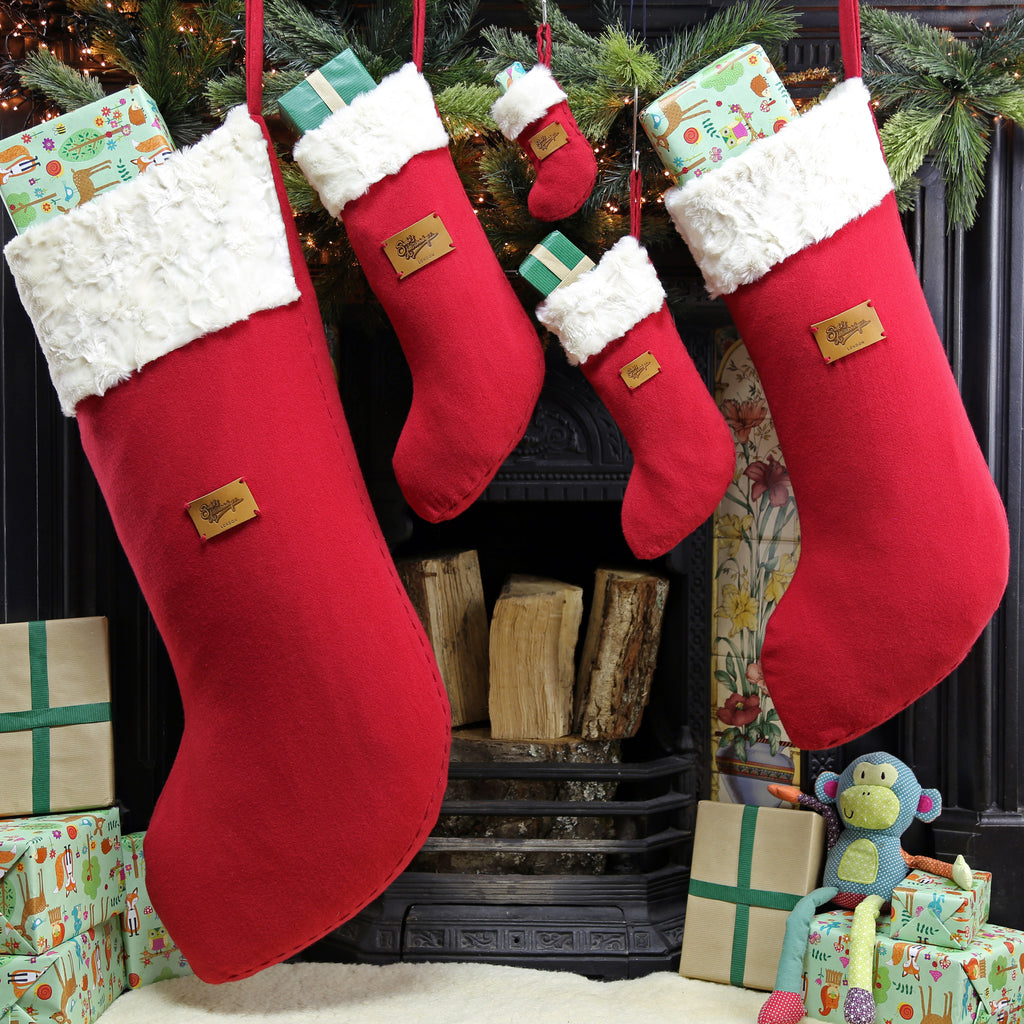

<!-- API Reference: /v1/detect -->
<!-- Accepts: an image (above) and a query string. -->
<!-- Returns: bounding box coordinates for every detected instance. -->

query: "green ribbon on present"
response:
[0,620,112,813]
[687,804,803,987]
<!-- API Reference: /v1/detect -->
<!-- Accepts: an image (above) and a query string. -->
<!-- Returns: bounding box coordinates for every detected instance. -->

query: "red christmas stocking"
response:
[664,2,1009,749]
[490,63,597,222]
[293,63,544,522]
[536,236,735,558]
[5,60,450,982]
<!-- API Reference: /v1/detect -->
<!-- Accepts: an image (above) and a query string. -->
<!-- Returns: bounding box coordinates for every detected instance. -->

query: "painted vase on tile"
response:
[715,739,795,805]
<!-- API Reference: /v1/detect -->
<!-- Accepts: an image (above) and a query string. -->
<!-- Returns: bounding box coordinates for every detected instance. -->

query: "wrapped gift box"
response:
[0,618,115,818]
[678,800,825,990]
[640,43,799,184]
[802,908,1024,1024]
[1,85,172,234]
[890,869,993,950]
[0,809,125,956]
[0,918,124,1024]
[120,832,191,989]
[519,231,595,298]
[494,61,528,93]
[278,49,377,135]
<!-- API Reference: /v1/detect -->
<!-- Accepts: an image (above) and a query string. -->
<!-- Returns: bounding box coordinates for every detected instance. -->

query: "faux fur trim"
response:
[490,65,566,140]
[536,235,665,365]
[663,78,894,298]
[4,107,299,417]
[293,63,450,217]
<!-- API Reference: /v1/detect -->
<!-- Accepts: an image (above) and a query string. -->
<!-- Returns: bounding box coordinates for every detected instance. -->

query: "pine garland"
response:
[861,6,1024,231]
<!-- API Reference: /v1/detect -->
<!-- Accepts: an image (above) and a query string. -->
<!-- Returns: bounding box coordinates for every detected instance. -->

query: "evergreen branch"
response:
[595,27,661,92]
[263,0,353,70]
[17,49,105,111]
[878,106,944,186]
[936,98,990,230]
[568,84,625,142]
[435,83,497,135]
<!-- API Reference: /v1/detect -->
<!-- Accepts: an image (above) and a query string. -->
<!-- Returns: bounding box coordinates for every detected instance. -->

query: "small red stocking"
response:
[490,63,597,222]
[536,236,735,558]
[5,7,450,983]
[664,0,1009,749]
[293,63,544,522]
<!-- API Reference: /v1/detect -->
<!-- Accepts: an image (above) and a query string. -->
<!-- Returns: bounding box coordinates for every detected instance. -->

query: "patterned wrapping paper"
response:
[120,832,191,989]
[678,800,825,990]
[640,44,799,184]
[0,809,125,957]
[0,918,124,1024]
[0,618,115,819]
[0,86,172,233]
[890,869,994,951]
[802,908,1024,1024]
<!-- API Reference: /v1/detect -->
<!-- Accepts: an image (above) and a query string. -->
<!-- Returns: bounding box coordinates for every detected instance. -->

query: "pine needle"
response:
[18,49,105,111]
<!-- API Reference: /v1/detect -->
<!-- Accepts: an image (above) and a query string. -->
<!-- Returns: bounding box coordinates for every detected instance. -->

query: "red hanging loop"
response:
[245,0,264,117]
[536,22,552,66]
[412,0,426,72]
[629,167,643,240]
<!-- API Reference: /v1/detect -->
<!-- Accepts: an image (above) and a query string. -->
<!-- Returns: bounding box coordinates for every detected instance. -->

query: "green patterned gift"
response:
[0,85,172,234]
[0,618,114,817]
[640,44,799,184]
[278,49,377,135]
[120,832,191,989]
[519,232,595,297]
[0,809,125,956]
[890,868,993,950]
[0,919,124,1024]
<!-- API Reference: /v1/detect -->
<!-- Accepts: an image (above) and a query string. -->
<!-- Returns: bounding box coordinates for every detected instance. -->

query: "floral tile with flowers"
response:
[711,333,801,805]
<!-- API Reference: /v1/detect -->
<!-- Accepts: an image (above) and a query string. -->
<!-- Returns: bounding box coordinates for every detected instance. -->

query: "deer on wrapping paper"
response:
[13,869,49,946]
[48,960,78,1024]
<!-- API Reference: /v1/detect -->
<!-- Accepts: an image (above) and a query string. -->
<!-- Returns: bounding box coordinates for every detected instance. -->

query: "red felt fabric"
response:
[75,112,451,983]
[340,145,544,523]
[517,98,598,222]
[580,302,735,559]
[724,191,1009,750]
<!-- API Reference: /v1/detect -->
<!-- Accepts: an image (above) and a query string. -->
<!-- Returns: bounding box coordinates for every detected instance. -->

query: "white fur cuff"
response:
[4,106,300,416]
[664,78,894,298]
[537,235,665,365]
[491,65,566,140]
[293,63,450,217]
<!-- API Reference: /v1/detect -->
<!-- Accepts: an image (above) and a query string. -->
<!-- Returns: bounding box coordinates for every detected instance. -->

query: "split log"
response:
[398,550,489,727]
[574,568,669,740]
[488,575,583,740]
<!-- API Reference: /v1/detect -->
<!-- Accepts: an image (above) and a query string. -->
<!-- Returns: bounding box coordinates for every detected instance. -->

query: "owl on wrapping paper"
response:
[146,926,177,958]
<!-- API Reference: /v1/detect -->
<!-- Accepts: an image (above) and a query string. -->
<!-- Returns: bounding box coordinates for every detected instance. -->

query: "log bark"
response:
[397,549,489,727]
[574,568,669,740]
[488,575,583,740]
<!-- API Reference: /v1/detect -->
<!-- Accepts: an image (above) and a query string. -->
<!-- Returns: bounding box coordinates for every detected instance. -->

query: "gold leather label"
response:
[529,122,569,160]
[382,213,454,279]
[811,300,886,363]
[186,478,258,541]
[620,351,661,389]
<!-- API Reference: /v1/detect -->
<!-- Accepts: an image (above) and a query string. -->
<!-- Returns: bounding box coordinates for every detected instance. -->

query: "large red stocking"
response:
[4,4,450,983]
[664,0,1008,749]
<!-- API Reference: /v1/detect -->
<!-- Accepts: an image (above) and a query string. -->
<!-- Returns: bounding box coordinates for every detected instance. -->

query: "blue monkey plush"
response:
[758,752,972,1024]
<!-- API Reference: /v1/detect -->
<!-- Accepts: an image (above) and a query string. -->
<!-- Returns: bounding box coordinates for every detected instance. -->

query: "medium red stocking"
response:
[490,64,598,222]
[5,105,450,981]
[293,64,544,522]
[536,236,735,558]
[665,57,1009,747]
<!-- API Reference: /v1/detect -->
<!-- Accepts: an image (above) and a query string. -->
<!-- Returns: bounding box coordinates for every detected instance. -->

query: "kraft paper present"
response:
[519,231,596,298]
[1,85,173,234]
[0,618,114,817]
[278,49,377,135]
[0,809,125,956]
[802,908,1024,1024]
[120,832,191,989]
[889,869,993,950]
[640,44,798,184]
[679,800,825,990]
[0,918,124,1024]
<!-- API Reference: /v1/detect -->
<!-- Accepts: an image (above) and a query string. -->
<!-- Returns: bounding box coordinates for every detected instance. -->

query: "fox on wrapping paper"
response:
[53,846,77,896]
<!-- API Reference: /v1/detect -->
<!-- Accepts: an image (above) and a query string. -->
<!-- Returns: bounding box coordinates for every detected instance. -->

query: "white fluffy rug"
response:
[101,961,775,1023]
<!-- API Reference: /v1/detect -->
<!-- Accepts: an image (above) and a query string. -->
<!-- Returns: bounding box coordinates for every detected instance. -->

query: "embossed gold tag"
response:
[620,351,661,389]
[529,122,569,160]
[382,213,454,279]
[811,300,886,363]
[186,478,259,541]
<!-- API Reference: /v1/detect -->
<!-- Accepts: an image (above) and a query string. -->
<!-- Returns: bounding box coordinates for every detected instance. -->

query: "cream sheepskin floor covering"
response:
[101,961,774,1023]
